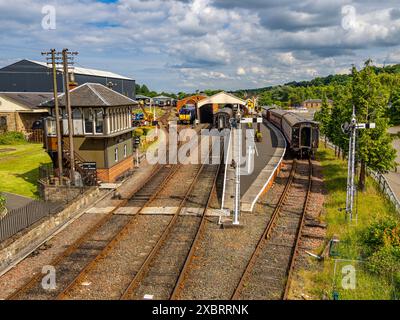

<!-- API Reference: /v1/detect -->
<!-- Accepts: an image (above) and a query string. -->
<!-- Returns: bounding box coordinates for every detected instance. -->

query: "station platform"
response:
[222,120,286,213]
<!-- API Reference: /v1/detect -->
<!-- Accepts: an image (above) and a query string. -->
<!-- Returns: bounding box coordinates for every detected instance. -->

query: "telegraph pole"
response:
[61,49,78,184]
[42,49,63,185]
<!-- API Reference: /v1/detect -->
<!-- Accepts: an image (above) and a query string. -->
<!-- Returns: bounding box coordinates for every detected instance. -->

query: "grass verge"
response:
[301,146,399,300]
[0,143,51,199]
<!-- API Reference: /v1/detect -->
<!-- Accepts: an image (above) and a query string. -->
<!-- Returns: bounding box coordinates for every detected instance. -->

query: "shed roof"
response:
[136,94,151,99]
[26,59,133,81]
[197,91,245,108]
[0,92,53,110]
[41,83,138,108]
[153,95,173,99]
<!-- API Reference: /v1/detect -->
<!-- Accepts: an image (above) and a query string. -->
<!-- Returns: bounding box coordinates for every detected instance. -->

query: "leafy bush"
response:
[362,218,400,252]
[0,131,26,145]
[361,218,400,288]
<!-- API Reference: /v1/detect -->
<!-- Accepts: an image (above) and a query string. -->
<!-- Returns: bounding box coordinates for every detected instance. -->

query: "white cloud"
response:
[236,67,246,75]
[277,52,296,65]
[0,0,400,91]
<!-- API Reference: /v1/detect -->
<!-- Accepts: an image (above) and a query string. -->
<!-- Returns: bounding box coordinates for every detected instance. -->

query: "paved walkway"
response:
[1,192,34,211]
[384,126,400,201]
[222,121,286,213]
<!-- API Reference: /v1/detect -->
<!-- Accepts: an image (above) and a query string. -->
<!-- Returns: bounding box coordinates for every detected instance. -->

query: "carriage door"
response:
[300,125,311,148]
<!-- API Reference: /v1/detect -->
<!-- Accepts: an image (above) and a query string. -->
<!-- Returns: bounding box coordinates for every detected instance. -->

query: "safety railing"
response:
[320,136,400,213]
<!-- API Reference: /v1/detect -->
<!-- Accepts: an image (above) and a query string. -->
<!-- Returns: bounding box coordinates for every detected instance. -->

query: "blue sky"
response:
[1,0,400,93]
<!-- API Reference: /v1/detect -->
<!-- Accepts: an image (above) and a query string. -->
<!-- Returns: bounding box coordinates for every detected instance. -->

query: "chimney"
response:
[68,71,78,90]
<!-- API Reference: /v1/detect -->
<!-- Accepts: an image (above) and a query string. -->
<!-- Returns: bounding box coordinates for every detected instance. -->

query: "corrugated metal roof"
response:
[27,60,133,81]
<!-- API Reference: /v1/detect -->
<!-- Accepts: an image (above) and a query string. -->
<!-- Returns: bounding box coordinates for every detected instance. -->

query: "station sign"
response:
[241,117,262,124]
[82,162,97,170]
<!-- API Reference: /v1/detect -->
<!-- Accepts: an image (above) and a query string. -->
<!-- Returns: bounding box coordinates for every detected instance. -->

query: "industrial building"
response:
[153,95,176,107]
[302,99,333,108]
[0,92,52,133]
[197,91,246,123]
[0,59,136,99]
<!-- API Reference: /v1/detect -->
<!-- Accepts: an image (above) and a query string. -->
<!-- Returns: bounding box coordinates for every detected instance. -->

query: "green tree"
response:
[314,93,331,146]
[141,84,150,95]
[258,91,273,106]
[351,60,396,190]
[326,88,351,154]
[135,84,141,95]
[388,87,400,126]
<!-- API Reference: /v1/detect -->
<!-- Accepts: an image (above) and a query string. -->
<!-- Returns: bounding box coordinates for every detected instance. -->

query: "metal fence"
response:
[25,129,44,143]
[320,136,400,213]
[367,169,400,212]
[0,200,63,242]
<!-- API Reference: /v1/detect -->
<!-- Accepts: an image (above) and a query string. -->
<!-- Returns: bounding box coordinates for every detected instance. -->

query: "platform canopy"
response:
[197,91,246,108]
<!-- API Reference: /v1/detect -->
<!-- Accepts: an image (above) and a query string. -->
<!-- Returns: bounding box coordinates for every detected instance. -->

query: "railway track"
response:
[231,159,312,300]
[8,124,209,300]
[168,160,220,300]
[7,164,178,300]
[120,141,222,300]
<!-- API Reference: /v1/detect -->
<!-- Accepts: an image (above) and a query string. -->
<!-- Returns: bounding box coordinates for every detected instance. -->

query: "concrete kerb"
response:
[241,121,286,213]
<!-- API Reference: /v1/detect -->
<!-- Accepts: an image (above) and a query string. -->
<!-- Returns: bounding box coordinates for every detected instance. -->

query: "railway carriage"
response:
[262,106,319,158]
[213,108,233,130]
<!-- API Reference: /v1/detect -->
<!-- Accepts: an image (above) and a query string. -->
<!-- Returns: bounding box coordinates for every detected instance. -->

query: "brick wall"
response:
[0,112,42,132]
[97,155,134,182]
[0,112,22,132]
[38,183,85,202]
